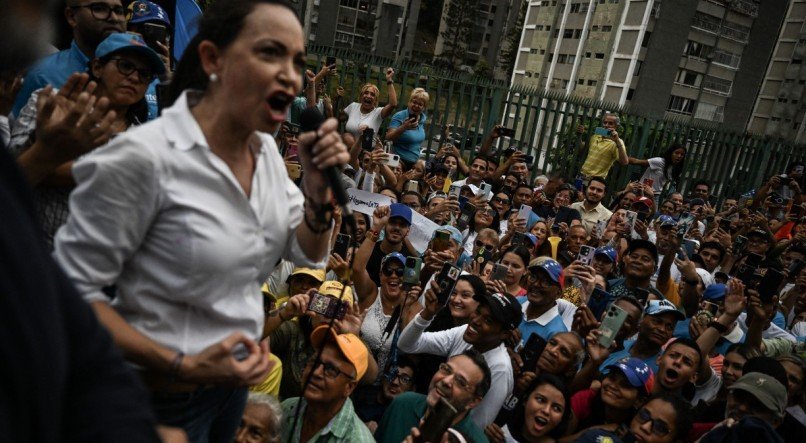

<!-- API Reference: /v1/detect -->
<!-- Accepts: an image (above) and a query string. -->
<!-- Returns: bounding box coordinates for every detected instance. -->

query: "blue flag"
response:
[173,0,202,61]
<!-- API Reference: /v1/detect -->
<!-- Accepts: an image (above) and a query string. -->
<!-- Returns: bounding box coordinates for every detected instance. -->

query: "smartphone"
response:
[594,127,612,137]
[325,56,336,68]
[232,342,249,361]
[475,246,493,269]
[518,204,532,221]
[520,333,548,373]
[625,210,638,231]
[702,300,720,316]
[523,154,534,166]
[405,180,419,193]
[448,184,462,199]
[380,153,400,168]
[415,397,459,443]
[577,245,596,266]
[432,230,452,252]
[636,211,649,223]
[758,268,785,304]
[597,304,629,349]
[479,182,493,200]
[595,220,607,236]
[142,22,168,48]
[307,291,349,320]
[643,177,654,189]
[498,127,515,137]
[285,162,302,180]
[733,235,748,256]
[676,247,687,260]
[403,257,423,287]
[745,252,764,268]
[682,238,698,258]
[490,263,509,281]
[362,127,375,151]
[456,202,477,231]
[435,262,462,305]
[789,258,805,277]
[718,218,732,232]
[588,287,611,319]
[333,233,351,258]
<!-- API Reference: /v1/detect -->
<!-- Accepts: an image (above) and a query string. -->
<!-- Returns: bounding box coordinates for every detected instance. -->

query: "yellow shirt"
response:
[581,135,626,178]
[249,353,283,397]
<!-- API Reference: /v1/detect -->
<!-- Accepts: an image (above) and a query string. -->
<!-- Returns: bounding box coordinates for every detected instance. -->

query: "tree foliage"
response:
[498,0,527,78]
[438,0,480,68]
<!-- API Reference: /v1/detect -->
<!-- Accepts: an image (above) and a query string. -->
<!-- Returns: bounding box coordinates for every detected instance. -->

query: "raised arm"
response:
[380,68,398,119]
[695,279,746,384]
[353,206,390,309]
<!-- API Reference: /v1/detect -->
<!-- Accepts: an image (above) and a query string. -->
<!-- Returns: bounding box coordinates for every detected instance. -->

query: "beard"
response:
[0,0,55,70]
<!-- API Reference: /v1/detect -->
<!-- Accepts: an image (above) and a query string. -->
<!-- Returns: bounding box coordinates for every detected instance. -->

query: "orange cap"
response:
[310,325,368,381]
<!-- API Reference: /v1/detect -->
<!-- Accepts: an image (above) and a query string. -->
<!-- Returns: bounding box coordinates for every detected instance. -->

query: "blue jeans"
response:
[150,386,248,443]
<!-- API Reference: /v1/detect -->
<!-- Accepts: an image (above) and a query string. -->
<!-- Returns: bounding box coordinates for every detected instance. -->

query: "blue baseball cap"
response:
[523,233,538,247]
[389,203,413,225]
[606,357,655,395]
[433,226,463,245]
[703,283,727,302]
[128,0,171,26]
[644,299,686,321]
[527,257,563,283]
[381,252,406,268]
[95,33,166,75]
[657,215,676,227]
[594,246,617,263]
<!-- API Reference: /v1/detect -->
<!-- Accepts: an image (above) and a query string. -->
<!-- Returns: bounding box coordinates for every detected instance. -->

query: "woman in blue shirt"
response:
[386,88,429,169]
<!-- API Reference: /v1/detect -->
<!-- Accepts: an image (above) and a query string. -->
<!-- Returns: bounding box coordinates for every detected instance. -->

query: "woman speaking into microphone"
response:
[52,1,347,441]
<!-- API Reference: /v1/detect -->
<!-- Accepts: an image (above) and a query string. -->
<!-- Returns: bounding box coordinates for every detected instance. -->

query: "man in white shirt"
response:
[397,286,522,428]
[450,156,488,188]
[570,176,612,236]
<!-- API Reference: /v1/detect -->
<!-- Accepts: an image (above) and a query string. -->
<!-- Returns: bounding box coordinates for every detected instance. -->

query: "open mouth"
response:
[266,92,294,122]
[663,368,679,385]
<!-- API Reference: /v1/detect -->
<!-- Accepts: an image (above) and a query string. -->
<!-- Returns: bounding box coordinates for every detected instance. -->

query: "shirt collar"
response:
[293,398,357,439]
[523,302,560,326]
[70,40,91,64]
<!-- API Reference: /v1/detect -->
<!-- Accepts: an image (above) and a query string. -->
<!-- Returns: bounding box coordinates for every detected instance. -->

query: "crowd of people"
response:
[2,1,806,443]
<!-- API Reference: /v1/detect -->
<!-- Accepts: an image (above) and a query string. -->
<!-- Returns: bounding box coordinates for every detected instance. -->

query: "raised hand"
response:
[181,332,272,386]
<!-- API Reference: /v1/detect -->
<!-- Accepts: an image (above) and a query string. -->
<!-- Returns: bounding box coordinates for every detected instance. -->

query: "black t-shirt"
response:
[536,205,581,224]
[367,240,418,286]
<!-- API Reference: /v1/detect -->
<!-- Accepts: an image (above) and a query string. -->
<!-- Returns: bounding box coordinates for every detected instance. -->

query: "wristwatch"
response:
[707,320,729,334]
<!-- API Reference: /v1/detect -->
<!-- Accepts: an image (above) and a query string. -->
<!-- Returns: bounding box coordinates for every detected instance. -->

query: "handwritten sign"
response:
[345,188,440,253]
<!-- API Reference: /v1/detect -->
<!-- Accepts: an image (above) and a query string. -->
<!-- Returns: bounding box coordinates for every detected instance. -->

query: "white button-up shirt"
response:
[54,91,325,355]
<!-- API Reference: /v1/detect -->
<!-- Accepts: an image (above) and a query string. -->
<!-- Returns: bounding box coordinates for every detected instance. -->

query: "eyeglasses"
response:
[475,240,495,250]
[109,58,156,83]
[71,2,126,20]
[382,267,405,277]
[437,363,476,393]
[387,372,413,385]
[492,196,511,205]
[635,408,671,436]
[307,358,355,380]
[526,270,554,286]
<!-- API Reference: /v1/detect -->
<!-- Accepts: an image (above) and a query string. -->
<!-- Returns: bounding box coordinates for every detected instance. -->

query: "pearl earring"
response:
[209,73,219,82]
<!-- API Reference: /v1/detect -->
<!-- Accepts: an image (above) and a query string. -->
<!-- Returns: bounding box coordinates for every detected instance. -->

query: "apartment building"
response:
[511,0,788,131]
[301,0,422,60]
[433,0,524,79]
[747,0,806,144]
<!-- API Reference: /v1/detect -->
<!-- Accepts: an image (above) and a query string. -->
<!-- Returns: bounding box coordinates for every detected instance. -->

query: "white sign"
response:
[345,188,440,253]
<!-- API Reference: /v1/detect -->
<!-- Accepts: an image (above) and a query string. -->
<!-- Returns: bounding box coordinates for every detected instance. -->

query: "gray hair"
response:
[602,112,620,126]
[246,392,283,442]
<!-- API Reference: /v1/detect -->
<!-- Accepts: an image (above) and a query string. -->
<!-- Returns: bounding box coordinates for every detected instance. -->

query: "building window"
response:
[554,29,560,38]
[595,52,605,59]
[574,29,582,39]
[777,97,788,103]
[585,52,592,58]
[684,40,711,60]
[692,12,721,34]
[592,25,600,32]
[536,25,544,31]
[675,69,702,87]
[564,29,573,38]
[578,78,585,85]
[694,102,725,122]
[668,95,697,115]
[540,49,546,54]
[641,31,652,47]
[634,60,642,76]
[568,54,576,64]
[626,88,635,100]
[546,25,551,31]
[702,75,733,96]
[721,21,750,43]
[602,25,613,32]
[562,79,569,88]
[587,79,597,86]
[570,3,581,13]
[547,53,554,62]
[558,54,568,63]
[711,50,741,69]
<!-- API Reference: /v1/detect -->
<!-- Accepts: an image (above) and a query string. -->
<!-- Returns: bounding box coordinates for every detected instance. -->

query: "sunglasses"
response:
[635,408,671,436]
[492,196,511,205]
[475,240,495,249]
[382,267,405,277]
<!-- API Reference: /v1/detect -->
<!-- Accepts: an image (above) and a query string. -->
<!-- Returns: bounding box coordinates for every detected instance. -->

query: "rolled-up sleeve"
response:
[53,137,161,304]
[398,313,464,356]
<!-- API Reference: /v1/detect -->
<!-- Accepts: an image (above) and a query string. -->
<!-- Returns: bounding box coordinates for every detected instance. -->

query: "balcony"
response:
[730,0,759,18]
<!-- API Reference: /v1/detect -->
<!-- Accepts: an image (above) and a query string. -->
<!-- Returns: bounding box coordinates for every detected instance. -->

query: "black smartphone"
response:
[362,127,375,151]
[523,154,534,166]
[637,211,649,223]
[456,203,477,231]
[733,235,748,256]
[498,127,515,137]
[307,291,349,319]
[718,218,732,232]
[520,333,548,373]
[325,56,336,68]
[333,233,351,258]
[588,287,611,319]
[511,232,527,247]
[474,246,493,270]
[435,262,461,305]
[155,81,170,115]
[142,22,168,49]
[757,268,785,304]
[415,398,459,443]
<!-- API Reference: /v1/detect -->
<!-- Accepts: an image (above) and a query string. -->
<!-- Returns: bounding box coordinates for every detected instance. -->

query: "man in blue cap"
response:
[592,245,617,279]
[521,257,573,341]
[126,0,172,120]
[355,203,417,287]
[12,0,128,116]
[610,239,665,304]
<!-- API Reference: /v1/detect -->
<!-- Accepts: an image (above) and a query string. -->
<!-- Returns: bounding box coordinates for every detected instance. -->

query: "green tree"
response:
[498,0,527,78]
[438,0,480,68]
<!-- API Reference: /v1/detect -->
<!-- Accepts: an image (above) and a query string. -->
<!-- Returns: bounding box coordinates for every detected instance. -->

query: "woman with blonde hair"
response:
[386,87,429,170]
[340,67,397,147]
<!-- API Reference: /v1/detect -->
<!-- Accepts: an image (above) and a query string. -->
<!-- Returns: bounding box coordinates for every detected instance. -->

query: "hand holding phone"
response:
[597,304,628,349]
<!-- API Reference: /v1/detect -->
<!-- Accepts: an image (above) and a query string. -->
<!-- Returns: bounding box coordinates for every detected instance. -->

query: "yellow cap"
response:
[311,325,369,381]
[286,267,326,283]
[317,281,354,305]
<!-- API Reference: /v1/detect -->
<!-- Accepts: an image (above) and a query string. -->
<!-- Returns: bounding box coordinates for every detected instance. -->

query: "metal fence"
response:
[307,45,805,202]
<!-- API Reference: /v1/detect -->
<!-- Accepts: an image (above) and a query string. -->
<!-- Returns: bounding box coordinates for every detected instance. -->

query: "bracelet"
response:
[707,320,729,334]
[169,351,184,382]
[387,81,394,85]
[366,230,380,242]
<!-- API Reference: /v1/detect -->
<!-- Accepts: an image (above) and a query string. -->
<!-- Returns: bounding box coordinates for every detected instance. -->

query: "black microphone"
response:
[299,107,350,207]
